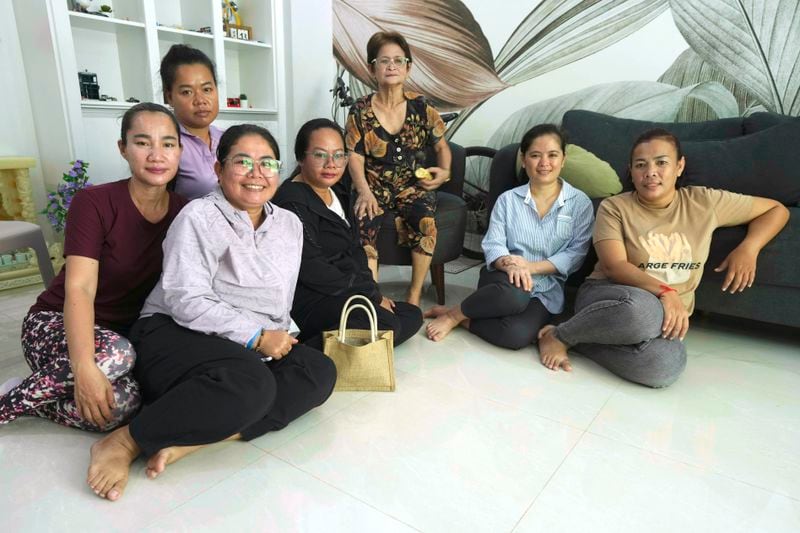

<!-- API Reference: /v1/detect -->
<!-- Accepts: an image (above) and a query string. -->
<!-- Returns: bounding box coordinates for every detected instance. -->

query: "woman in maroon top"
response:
[0,103,186,431]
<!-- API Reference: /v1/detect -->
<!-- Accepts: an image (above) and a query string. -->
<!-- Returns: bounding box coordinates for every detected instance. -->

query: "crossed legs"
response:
[87,314,336,501]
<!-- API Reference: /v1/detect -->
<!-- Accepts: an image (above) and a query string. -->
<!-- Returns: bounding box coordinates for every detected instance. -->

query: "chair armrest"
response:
[487,143,522,216]
[426,141,465,197]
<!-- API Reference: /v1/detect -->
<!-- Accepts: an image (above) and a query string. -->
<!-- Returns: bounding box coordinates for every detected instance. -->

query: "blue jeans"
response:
[554,280,687,388]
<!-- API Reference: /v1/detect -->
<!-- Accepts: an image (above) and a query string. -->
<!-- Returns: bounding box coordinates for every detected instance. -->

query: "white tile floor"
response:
[1,266,799,532]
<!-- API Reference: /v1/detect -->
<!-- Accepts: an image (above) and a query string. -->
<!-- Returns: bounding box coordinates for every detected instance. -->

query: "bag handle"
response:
[338,295,378,343]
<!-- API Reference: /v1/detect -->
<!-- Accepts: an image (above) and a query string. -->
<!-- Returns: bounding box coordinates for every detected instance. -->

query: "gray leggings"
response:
[554,280,687,388]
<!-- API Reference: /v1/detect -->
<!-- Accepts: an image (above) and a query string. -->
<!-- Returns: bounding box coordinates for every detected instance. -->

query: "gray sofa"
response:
[487,110,799,328]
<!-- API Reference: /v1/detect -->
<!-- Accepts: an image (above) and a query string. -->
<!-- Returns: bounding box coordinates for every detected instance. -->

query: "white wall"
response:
[282,0,336,169]
[13,0,85,201]
[0,1,51,239]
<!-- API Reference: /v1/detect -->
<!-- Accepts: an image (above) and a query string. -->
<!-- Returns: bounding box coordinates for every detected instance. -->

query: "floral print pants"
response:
[0,311,140,431]
[359,171,438,258]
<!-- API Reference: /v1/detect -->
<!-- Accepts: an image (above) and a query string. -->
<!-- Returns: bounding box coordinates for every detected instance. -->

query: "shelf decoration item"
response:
[239,93,248,108]
[79,70,100,100]
[70,0,112,17]
[222,0,251,41]
[42,160,92,234]
[222,0,241,26]
[69,0,91,13]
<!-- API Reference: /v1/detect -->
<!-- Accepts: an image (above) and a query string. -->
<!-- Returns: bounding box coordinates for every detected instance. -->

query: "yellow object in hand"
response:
[415,167,432,180]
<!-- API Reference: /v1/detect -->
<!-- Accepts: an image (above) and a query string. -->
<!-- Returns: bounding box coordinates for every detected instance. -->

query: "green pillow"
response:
[515,144,622,198]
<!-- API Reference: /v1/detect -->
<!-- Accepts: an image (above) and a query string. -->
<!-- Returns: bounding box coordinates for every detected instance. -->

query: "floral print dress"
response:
[345,92,446,258]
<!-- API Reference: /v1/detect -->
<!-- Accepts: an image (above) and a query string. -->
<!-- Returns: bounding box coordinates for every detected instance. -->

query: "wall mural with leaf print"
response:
[333,0,800,189]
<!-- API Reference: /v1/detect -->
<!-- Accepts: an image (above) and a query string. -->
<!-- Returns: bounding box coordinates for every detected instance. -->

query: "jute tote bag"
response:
[323,295,395,391]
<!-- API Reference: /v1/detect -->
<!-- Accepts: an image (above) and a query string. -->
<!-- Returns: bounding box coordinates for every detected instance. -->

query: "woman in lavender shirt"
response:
[161,44,224,199]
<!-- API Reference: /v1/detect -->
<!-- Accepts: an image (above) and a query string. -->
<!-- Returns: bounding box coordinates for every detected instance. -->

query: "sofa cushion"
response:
[562,110,744,187]
[514,144,622,199]
[681,119,800,205]
[743,112,800,134]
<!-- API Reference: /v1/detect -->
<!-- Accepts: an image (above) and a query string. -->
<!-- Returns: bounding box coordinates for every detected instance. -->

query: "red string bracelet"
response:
[657,284,677,298]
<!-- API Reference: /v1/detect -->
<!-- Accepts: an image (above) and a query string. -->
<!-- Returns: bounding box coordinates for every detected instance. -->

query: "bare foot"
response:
[145,444,205,479]
[426,307,466,341]
[423,305,449,319]
[87,426,140,501]
[537,325,572,372]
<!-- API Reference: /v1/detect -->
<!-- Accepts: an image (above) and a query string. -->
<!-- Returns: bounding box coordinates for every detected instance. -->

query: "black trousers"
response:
[128,314,336,457]
[299,293,423,350]
[461,267,552,350]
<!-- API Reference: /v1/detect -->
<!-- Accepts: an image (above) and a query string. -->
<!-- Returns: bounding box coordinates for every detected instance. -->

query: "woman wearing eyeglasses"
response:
[85,124,336,502]
[274,119,423,348]
[345,31,452,306]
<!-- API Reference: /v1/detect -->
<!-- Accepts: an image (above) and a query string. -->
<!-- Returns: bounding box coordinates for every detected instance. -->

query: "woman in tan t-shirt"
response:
[537,128,789,387]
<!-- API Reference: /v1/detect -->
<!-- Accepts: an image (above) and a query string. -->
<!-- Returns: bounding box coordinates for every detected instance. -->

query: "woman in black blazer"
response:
[273,118,422,348]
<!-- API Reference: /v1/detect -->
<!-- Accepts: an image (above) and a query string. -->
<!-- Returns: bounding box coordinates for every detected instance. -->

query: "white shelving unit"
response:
[13,0,286,185]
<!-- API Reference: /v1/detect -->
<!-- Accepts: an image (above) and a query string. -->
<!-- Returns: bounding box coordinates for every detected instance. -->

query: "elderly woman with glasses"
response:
[84,124,336,502]
[274,118,423,349]
[345,30,452,306]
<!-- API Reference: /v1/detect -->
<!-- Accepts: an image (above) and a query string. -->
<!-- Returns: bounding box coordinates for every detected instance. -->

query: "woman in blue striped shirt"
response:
[425,124,594,367]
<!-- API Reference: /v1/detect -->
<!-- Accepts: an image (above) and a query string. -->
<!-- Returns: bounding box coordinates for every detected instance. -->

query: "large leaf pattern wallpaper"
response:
[333,0,800,153]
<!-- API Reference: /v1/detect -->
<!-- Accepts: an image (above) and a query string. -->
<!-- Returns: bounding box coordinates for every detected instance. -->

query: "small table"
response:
[0,157,58,290]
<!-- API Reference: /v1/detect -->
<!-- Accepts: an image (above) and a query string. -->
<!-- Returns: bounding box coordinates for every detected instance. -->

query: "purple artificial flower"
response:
[42,159,92,233]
